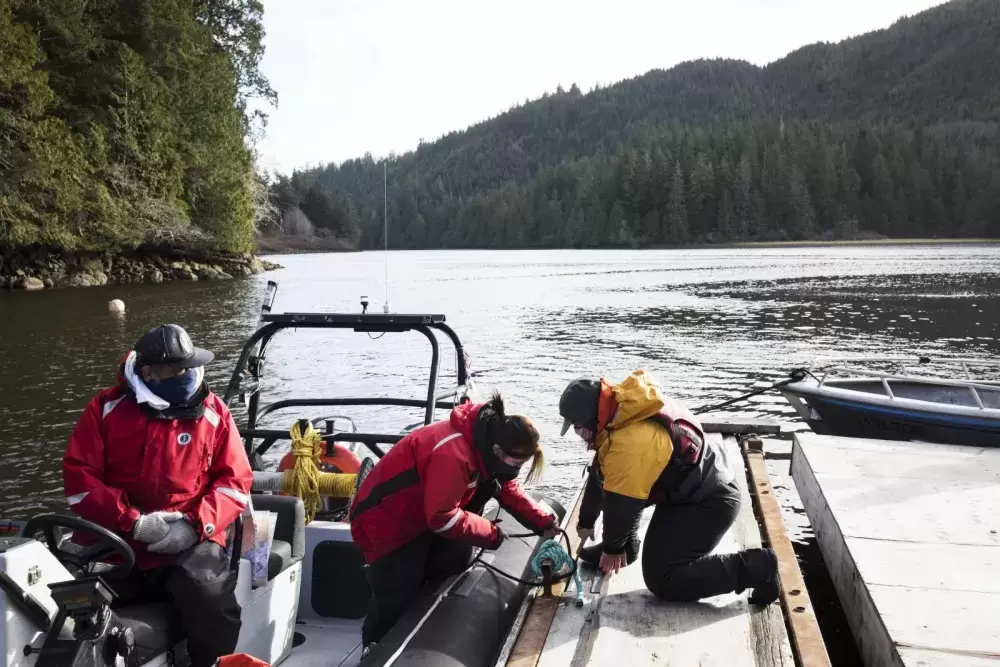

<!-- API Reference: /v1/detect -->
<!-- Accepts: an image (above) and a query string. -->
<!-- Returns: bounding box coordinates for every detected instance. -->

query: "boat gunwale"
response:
[781,380,1000,419]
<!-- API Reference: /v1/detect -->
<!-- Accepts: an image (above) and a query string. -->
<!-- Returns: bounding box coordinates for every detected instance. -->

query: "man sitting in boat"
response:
[558,370,779,604]
[350,392,557,652]
[62,324,253,667]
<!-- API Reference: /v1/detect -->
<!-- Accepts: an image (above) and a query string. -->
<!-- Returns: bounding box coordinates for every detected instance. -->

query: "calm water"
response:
[2,245,998,662]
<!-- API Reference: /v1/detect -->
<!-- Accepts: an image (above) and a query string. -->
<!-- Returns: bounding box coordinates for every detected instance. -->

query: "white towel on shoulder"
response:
[123,351,171,410]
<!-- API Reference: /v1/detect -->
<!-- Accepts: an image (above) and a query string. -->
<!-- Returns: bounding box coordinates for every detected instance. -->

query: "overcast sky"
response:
[253,0,946,174]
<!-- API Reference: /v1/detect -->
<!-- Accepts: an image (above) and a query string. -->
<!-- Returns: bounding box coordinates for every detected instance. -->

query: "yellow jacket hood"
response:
[608,370,666,429]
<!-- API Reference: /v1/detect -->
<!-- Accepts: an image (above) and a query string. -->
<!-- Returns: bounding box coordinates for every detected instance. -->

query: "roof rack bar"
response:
[436,322,468,387]
[223,319,467,405]
[224,321,289,405]
[420,324,441,425]
[260,312,447,326]
[241,429,402,459]
[254,397,460,424]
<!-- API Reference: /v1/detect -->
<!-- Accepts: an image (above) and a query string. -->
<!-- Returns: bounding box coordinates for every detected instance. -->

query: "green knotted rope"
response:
[530,538,583,604]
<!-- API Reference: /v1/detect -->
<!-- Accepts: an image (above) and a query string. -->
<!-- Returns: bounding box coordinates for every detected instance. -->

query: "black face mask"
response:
[484,453,524,480]
[474,409,525,481]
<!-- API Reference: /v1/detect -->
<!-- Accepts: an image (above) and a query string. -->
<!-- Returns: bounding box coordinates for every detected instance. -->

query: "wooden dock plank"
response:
[537,434,793,667]
[791,432,1000,667]
[784,436,1000,481]
[870,585,1000,656]
[742,436,832,667]
[848,540,1000,593]
[505,466,588,667]
[897,648,1000,666]
[533,567,599,667]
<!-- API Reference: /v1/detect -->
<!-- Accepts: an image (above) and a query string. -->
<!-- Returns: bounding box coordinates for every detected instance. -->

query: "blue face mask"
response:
[147,370,200,406]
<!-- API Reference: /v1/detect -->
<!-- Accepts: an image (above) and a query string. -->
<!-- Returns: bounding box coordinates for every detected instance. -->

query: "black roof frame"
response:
[221,285,469,464]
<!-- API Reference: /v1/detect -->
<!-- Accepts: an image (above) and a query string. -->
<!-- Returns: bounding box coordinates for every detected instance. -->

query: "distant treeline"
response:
[318,120,1000,248]
[270,0,1000,249]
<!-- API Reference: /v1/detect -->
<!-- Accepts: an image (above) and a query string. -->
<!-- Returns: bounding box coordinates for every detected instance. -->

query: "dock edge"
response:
[743,434,832,667]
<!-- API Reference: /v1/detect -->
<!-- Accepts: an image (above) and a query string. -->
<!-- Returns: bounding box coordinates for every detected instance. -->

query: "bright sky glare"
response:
[253,0,947,174]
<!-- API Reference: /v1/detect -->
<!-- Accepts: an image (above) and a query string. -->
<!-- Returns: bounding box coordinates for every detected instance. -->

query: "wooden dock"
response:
[500,422,830,667]
[791,433,1000,667]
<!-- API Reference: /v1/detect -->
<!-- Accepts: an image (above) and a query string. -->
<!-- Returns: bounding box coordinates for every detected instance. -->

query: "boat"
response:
[779,356,1000,446]
[0,281,566,667]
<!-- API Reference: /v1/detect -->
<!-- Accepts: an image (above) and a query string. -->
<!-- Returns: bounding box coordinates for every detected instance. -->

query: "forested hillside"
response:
[287,0,1000,248]
[0,0,273,256]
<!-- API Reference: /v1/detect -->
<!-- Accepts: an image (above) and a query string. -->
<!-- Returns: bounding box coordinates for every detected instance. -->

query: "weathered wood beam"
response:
[702,418,782,435]
[742,435,832,667]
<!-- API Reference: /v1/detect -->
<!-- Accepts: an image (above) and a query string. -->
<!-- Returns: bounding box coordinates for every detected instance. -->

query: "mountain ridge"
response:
[270,0,1000,248]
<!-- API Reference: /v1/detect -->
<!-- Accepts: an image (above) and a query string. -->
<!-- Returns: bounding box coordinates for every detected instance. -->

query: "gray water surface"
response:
[1,245,998,517]
[2,245,998,665]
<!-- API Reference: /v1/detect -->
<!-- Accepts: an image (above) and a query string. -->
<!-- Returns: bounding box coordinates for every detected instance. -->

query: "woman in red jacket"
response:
[350,392,556,649]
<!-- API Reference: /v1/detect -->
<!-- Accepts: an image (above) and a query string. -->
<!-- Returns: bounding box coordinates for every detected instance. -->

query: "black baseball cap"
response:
[558,378,601,435]
[134,324,214,369]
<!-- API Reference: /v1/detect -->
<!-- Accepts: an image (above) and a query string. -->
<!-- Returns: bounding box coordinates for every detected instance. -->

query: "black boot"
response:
[578,539,639,567]
[739,547,779,605]
[578,542,602,566]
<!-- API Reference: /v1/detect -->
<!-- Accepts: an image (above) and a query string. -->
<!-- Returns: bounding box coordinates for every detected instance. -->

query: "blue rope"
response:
[530,539,583,604]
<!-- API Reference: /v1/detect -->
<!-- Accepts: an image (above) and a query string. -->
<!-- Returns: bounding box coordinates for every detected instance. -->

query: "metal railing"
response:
[805,356,1000,410]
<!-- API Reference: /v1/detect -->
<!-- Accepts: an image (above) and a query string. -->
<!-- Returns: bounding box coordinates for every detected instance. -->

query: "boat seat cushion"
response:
[115,601,183,661]
[268,539,293,579]
[251,493,305,579]
[251,494,305,559]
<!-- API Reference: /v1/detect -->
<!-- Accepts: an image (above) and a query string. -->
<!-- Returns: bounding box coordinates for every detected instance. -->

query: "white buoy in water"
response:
[108,299,126,314]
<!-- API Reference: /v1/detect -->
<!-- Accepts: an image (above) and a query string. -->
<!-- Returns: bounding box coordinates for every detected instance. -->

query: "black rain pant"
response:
[109,541,242,667]
[360,533,473,647]
[641,480,758,601]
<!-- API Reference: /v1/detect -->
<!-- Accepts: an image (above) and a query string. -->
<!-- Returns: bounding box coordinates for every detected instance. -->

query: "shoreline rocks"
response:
[0,249,282,291]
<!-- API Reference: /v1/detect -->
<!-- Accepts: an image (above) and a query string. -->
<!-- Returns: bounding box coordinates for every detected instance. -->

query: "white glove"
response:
[577,526,594,543]
[132,511,184,544]
[147,517,198,554]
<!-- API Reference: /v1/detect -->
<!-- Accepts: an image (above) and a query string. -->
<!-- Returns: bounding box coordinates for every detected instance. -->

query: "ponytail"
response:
[525,445,545,485]
[492,401,545,485]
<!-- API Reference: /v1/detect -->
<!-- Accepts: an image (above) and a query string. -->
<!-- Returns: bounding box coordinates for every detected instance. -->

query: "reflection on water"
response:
[1,245,998,663]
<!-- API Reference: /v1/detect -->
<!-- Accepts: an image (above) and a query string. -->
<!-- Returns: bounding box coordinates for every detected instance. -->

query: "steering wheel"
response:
[22,513,135,578]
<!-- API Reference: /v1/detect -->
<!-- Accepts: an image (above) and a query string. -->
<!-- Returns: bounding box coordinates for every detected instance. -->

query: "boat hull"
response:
[361,494,566,667]
[781,385,1000,447]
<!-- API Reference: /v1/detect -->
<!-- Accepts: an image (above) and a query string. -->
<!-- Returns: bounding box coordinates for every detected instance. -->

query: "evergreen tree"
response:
[1,0,273,254]
[666,161,689,244]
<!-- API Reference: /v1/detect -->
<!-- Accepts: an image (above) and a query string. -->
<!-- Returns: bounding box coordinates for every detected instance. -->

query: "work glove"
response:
[576,525,594,543]
[147,517,198,554]
[132,511,185,544]
[486,526,508,551]
[539,520,558,540]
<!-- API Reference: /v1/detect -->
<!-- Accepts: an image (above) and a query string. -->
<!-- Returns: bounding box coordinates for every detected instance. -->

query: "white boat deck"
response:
[791,433,1000,667]
[513,434,794,667]
[289,618,363,667]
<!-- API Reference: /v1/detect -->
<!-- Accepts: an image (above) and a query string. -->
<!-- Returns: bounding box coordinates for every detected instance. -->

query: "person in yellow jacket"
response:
[558,370,778,604]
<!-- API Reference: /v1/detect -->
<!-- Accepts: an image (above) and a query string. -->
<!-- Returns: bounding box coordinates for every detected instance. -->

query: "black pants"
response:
[110,542,242,667]
[361,534,473,646]
[641,481,752,601]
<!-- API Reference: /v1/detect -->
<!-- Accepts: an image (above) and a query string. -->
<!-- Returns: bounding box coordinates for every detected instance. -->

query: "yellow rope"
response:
[318,472,356,497]
[284,421,357,523]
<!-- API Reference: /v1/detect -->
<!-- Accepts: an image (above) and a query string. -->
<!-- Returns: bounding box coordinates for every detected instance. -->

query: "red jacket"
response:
[349,403,555,563]
[63,377,253,570]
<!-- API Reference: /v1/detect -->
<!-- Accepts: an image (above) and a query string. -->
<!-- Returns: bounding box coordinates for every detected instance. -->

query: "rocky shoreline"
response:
[0,249,281,291]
